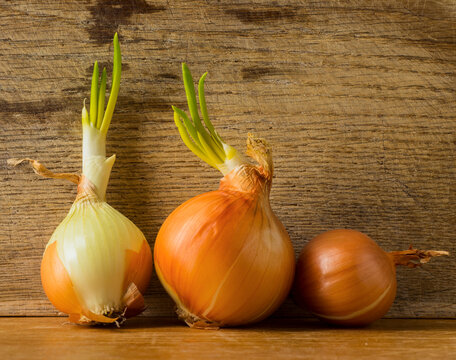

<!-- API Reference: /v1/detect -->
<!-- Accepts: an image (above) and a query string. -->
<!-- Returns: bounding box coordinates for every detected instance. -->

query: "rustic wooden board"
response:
[0,0,455,318]
[1,317,456,359]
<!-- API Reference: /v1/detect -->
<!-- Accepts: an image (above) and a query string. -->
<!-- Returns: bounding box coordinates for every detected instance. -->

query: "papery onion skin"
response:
[41,196,153,323]
[155,165,295,327]
[294,230,396,326]
[41,241,83,317]
[41,238,152,323]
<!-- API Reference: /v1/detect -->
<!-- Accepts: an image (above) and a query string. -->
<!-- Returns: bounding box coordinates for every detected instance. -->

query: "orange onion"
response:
[294,229,448,326]
[9,35,152,325]
[154,64,295,328]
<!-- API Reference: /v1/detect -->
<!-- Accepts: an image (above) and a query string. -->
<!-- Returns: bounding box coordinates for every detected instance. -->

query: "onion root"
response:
[176,306,222,330]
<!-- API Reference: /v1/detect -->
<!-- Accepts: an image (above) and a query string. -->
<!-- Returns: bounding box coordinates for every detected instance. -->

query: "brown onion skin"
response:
[154,165,295,327]
[294,229,397,326]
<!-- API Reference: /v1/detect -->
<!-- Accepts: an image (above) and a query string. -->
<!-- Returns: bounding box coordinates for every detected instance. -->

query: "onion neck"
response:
[387,247,449,268]
[215,143,244,176]
[218,134,274,198]
[82,124,115,201]
[219,164,271,198]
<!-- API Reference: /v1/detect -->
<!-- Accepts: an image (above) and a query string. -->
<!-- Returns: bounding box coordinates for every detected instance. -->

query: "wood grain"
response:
[0,317,455,360]
[0,0,455,318]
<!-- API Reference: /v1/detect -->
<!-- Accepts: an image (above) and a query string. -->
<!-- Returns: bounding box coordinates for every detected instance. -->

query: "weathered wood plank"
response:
[1,317,456,360]
[0,0,455,317]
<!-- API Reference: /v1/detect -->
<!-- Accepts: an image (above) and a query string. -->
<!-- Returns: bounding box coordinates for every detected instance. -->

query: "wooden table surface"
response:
[1,0,455,320]
[0,317,455,359]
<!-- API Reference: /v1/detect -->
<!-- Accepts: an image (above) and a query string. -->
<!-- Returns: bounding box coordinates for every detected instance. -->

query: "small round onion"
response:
[294,229,448,326]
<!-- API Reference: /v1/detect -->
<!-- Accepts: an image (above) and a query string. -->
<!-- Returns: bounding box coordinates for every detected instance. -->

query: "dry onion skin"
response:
[8,34,152,325]
[294,229,449,326]
[154,64,295,329]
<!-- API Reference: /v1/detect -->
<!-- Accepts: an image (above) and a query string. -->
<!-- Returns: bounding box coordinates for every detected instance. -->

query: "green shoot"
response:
[100,33,121,133]
[83,33,121,134]
[96,68,107,128]
[198,73,223,145]
[173,63,241,174]
[90,61,99,127]
[82,99,89,126]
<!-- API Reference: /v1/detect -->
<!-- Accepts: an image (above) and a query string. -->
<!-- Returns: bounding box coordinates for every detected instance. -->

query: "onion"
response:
[154,64,295,329]
[294,229,448,326]
[8,34,152,325]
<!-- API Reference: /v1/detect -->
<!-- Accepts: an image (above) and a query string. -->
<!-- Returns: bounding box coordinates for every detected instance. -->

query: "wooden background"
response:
[0,0,455,318]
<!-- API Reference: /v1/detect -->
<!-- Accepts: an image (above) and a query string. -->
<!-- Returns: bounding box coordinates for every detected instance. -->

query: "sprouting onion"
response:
[154,64,295,329]
[8,34,152,325]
